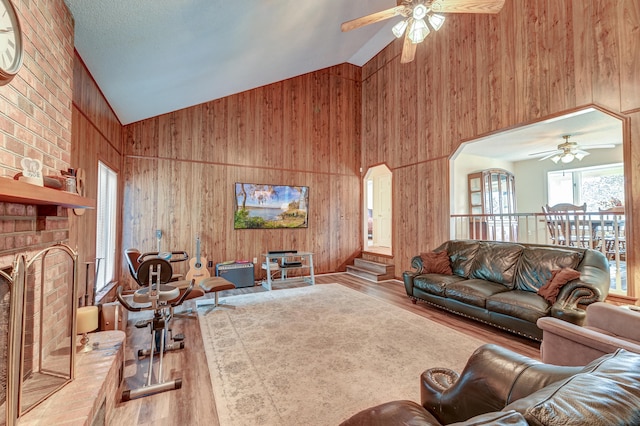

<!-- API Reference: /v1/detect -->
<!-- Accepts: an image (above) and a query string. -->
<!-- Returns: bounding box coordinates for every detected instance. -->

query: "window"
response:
[547,164,624,210]
[95,162,117,292]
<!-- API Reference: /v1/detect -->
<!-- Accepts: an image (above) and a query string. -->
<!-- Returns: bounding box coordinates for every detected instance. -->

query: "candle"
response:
[76,306,98,334]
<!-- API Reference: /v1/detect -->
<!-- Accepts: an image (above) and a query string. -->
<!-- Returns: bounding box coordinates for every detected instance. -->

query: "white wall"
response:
[451,154,514,214]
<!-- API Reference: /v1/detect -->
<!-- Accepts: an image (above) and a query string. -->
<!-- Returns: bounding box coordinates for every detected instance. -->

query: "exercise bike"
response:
[117,256,194,401]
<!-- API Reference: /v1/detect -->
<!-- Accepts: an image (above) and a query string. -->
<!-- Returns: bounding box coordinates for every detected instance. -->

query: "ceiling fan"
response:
[341,0,505,64]
[531,135,616,164]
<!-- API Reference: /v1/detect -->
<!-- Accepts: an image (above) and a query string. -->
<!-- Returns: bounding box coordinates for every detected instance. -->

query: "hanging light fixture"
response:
[392,2,446,43]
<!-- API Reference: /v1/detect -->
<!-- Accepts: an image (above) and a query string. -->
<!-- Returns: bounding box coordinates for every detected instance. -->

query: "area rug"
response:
[198,284,486,426]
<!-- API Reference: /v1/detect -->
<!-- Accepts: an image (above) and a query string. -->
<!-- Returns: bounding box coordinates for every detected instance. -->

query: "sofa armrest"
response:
[403,271,418,296]
[421,344,580,424]
[339,400,443,426]
[551,262,610,324]
[586,302,640,342]
[538,316,640,366]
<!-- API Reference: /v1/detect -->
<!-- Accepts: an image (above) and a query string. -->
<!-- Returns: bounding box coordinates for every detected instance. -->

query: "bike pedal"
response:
[135,320,150,328]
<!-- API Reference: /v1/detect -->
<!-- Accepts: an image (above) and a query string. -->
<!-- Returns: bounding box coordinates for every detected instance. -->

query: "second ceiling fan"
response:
[341,0,505,64]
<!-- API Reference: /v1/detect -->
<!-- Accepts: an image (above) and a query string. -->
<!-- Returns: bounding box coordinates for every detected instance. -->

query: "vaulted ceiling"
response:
[64,0,398,125]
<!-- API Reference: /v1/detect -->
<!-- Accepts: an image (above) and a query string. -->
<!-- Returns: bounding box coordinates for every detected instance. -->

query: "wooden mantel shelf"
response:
[0,178,95,209]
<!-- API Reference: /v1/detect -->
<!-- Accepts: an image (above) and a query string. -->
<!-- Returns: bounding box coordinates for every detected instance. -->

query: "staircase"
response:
[346,258,394,282]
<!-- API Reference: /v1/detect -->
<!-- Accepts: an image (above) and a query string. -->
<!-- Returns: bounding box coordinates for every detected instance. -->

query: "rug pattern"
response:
[198,284,486,425]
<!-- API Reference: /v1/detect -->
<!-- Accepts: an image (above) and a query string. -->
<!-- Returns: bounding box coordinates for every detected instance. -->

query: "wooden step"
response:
[354,258,394,276]
[346,262,395,282]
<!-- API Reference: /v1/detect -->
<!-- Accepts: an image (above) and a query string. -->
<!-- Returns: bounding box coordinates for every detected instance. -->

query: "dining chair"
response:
[542,203,592,248]
[597,206,625,261]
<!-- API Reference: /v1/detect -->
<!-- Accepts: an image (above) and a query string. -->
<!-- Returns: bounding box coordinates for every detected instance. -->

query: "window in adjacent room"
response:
[95,161,118,292]
[547,163,624,210]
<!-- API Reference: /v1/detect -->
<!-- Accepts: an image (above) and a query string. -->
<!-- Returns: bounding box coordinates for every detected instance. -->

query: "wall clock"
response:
[0,0,23,85]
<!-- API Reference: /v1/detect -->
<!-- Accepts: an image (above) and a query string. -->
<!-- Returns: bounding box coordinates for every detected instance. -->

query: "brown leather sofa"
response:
[340,344,640,425]
[403,240,610,340]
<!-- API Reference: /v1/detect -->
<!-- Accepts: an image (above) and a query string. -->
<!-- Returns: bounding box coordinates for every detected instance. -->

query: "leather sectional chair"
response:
[340,344,640,425]
[403,240,610,340]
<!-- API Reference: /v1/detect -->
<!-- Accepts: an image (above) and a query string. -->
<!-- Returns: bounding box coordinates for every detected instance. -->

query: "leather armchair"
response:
[537,301,640,366]
[340,344,640,425]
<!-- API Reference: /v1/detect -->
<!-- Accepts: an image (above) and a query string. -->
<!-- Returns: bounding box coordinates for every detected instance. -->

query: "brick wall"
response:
[0,0,74,177]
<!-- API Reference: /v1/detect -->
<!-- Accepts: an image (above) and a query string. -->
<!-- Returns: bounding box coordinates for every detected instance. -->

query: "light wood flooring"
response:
[110,273,540,425]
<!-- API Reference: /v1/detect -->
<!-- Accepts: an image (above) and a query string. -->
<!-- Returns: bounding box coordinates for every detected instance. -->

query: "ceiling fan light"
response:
[408,18,430,44]
[561,153,575,163]
[392,20,408,38]
[550,155,562,164]
[413,4,428,20]
[428,13,445,31]
[575,151,589,160]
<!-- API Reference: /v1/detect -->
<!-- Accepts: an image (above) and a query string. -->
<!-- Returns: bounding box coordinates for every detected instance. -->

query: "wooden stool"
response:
[196,277,236,313]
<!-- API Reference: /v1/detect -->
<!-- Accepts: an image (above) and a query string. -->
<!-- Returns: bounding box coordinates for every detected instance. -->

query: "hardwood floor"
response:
[110,273,540,425]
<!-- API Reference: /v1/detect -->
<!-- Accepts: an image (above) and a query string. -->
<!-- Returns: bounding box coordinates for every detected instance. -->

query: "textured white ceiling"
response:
[64,0,398,125]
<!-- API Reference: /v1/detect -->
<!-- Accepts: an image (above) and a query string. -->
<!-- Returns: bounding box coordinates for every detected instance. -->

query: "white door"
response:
[373,174,392,247]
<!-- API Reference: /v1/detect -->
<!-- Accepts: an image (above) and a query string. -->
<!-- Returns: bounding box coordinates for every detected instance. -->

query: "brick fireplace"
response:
[0,200,75,424]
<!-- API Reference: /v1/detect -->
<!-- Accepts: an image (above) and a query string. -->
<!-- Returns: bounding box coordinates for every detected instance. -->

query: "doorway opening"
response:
[364,164,392,256]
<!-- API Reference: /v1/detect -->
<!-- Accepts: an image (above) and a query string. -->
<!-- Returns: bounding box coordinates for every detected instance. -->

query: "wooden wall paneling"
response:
[452,14,478,144]
[416,42,435,161]
[312,70,331,175]
[571,1,595,106]
[394,165,420,275]
[498,3,517,131]
[397,59,417,166]
[283,76,304,171]
[619,0,640,113]
[361,76,378,168]
[546,0,576,114]
[590,0,622,111]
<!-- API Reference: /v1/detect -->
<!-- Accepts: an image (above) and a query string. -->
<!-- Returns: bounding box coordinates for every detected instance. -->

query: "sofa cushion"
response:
[537,268,581,303]
[442,240,480,278]
[420,251,453,275]
[414,274,467,297]
[450,410,528,426]
[469,242,524,288]
[505,349,640,425]
[445,279,510,308]
[486,290,550,323]
[513,247,583,292]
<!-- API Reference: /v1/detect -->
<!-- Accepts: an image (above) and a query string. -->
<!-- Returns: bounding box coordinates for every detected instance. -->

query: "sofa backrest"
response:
[440,240,609,295]
[438,240,480,277]
[505,349,640,425]
[468,242,525,288]
[512,246,583,292]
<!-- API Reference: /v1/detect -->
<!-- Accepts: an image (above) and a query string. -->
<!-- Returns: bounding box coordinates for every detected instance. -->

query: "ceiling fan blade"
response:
[341,6,406,32]
[583,144,616,149]
[400,32,417,64]
[538,151,562,161]
[430,0,505,14]
[529,149,559,157]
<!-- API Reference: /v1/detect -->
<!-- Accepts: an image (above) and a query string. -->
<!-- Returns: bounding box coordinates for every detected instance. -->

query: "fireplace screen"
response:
[0,244,78,425]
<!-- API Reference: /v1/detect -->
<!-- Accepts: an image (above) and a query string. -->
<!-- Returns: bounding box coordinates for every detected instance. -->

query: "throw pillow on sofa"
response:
[537,268,581,304]
[420,251,453,275]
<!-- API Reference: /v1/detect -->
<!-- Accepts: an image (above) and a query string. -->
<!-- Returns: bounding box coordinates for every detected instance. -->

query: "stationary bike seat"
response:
[133,284,180,303]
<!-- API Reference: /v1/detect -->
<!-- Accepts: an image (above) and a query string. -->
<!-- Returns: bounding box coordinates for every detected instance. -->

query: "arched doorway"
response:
[364,164,392,255]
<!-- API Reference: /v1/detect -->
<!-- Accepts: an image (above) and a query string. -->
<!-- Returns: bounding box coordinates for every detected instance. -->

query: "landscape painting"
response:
[234,183,309,229]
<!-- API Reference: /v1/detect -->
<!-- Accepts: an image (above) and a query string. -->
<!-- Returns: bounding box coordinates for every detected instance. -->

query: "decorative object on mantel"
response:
[17,157,43,186]
[77,305,99,352]
[73,168,87,216]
